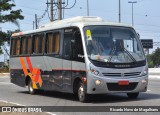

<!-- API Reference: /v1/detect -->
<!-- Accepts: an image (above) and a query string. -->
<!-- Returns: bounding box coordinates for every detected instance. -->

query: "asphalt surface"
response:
[0,75,160,115]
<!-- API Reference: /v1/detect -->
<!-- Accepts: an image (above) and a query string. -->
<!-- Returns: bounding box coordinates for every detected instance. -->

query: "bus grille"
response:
[107,83,138,91]
[102,72,141,77]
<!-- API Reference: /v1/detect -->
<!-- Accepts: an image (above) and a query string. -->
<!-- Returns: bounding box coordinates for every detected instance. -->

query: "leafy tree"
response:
[146,54,154,68]
[150,47,160,67]
[0,0,24,55]
[0,0,24,27]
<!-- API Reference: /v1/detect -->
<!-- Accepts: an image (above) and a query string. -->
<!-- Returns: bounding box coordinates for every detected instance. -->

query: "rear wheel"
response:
[28,79,35,94]
[78,82,89,102]
[127,92,139,99]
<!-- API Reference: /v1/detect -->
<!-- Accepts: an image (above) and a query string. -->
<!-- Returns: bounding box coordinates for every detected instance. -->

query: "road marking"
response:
[0,76,10,78]
[147,90,151,92]
[0,100,25,106]
[0,100,56,115]
[149,75,160,79]
[0,82,12,85]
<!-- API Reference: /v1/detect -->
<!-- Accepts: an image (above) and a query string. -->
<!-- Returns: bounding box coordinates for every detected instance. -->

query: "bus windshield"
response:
[84,26,145,63]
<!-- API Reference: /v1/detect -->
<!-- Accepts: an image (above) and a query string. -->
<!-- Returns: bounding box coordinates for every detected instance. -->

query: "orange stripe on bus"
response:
[20,57,28,76]
[38,77,43,87]
[32,68,37,75]
[26,57,33,72]
[34,69,40,83]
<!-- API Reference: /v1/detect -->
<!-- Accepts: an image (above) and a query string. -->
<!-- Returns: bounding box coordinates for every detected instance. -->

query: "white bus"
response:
[10,16,148,102]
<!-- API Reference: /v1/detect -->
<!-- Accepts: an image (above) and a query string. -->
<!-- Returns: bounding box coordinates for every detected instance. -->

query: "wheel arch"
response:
[73,77,82,94]
[25,75,31,86]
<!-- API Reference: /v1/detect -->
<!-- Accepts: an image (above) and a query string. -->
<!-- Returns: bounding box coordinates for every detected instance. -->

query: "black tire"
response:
[127,92,139,99]
[28,79,35,94]
[78,82,89,102]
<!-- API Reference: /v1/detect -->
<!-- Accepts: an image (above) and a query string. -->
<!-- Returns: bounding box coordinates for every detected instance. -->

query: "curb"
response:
[0,73,10,75]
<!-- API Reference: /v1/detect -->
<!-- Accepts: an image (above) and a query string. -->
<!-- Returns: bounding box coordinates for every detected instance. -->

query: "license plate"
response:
[118,81,129,85]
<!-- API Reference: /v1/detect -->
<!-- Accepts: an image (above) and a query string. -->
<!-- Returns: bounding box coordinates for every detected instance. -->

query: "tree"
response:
[0,0,24,28]
[0,0,24,55]
[150,47,160,67]
[146,54,154,68]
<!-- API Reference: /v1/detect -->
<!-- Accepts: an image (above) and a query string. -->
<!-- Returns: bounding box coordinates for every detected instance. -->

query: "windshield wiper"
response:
[123,48,136,62]
[107,46,116,63]
[108,46,137,63]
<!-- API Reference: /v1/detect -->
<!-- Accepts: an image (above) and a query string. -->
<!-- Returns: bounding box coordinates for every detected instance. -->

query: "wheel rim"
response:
[78,85,84,100]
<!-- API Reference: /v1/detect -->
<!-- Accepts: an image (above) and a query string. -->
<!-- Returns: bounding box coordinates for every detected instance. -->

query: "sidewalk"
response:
[149,68,160,79]
[0,73,10,78]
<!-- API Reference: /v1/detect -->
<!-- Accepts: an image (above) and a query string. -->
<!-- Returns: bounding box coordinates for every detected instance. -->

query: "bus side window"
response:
[63,33,72,59]
[32,34,44,54]
[38,34,45,54]
[46,32,60,54]
[11,39,16,56]
[26,36,32,54]
[11,38,20,56]
[33,35,39,54]
[16,38,20,55]
[41,34,45,54]
[21,37,27,55]
[72,31,84,62]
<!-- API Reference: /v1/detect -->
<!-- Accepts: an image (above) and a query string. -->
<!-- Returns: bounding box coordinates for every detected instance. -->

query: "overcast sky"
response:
[1,0,160,61]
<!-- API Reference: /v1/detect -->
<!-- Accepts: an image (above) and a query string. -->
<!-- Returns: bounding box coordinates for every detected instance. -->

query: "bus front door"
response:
[62,33,72,92]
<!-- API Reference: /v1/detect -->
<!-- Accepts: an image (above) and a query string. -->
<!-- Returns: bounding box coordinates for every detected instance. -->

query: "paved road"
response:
[0,76,160,115]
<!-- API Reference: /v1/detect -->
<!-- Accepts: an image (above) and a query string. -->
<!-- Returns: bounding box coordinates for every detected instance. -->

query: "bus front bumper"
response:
[87,74,148,94]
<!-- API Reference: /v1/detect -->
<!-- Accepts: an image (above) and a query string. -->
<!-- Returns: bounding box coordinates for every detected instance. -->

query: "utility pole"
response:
[119,0,121,23]
[87,0,89,16]
[0,1,1,17]
[50,0,54,21]
[63,0,65,19]
[128,1,137,26]
[33,21,35,30]
[35,14,38,29]
[58,0,62,20]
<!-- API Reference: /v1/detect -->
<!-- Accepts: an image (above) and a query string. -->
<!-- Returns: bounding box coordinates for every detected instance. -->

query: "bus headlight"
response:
[142,66,148,76]
[95,80,101,85]
[141,79,148,84]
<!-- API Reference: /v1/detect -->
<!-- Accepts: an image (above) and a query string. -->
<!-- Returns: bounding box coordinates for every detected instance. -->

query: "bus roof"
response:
[12,16,133,37]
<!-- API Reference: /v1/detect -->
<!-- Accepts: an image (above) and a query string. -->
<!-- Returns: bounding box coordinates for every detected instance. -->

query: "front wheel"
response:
[28,79,35,94]
[127,92,139,99]
[78,82,89,102]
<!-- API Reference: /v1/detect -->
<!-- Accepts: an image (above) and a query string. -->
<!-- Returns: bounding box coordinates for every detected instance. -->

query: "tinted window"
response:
[46,32,60,54]
[63,33,72,59]
[26,36,32,54]
[72,32,84,62]
[21,37,27,54]
[32,34,45,54]
[11,39,16,55]
[11,38,21,56]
